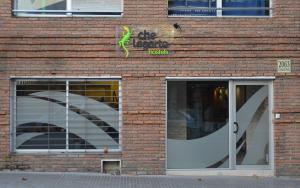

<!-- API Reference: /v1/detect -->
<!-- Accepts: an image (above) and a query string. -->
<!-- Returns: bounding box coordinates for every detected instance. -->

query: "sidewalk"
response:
[0,172,299,188]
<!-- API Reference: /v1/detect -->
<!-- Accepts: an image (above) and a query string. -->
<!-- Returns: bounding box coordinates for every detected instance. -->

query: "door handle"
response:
[234,122,239,134]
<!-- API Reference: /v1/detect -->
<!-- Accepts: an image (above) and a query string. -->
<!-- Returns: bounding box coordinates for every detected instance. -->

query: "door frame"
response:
[165,77,275,176]
[230,80,274,170]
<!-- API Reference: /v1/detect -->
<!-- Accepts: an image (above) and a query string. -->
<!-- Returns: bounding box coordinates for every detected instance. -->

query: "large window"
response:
[13,0,123,16]
[167,80,272,169]
[12,79,121,152]
[168,0,270,16]
[167,81,229,169]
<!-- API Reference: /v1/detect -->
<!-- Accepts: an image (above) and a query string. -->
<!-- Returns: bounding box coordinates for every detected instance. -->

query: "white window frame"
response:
[13,0,124,17]
[10,77,122,153]
[168,0,272,18]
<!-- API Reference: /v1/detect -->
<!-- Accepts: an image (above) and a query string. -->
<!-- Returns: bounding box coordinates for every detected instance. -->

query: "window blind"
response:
[13,79,121,151]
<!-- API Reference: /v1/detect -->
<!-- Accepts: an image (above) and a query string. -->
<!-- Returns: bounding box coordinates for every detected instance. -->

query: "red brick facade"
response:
[0,0,299,176]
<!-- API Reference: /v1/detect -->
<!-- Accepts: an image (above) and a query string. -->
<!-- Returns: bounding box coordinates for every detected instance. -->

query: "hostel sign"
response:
[118,26,170,58]
[118,26,133,58]
[133,30,170,55]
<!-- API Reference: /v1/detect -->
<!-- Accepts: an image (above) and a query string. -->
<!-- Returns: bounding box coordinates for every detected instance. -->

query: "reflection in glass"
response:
[15,0,66,10]
[16,81,66,149]
[168,81,228,140]
[15,80,120,150]
[68,81,120,150]
[235,85,269,165]
[72,0,122,15]
[14,0,123,16]
[167,81,229,169]
[168,0,217,16]
[222,0,269,16]
[168,0,270,16]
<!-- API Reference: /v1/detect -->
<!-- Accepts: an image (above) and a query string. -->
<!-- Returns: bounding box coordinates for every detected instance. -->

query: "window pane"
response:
[222,0,270,16]
[167,81,229,169]
[168,0,217,16]
[15,0,66,10]
[68,81,120,150]
[71,0,122,15]
[16,81,66,149]
[14,0,122,16]
[14,80,121,151]
[14,0,66,16]
[236,85,269,165]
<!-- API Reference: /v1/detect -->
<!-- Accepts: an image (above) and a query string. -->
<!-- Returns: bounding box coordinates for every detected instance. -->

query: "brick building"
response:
[0,0,299,176]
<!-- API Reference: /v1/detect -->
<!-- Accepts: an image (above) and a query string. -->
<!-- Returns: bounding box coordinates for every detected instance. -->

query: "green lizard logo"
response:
[118,26,132,58]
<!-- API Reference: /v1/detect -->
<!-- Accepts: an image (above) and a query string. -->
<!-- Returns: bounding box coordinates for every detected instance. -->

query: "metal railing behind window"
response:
[168,0,271,16]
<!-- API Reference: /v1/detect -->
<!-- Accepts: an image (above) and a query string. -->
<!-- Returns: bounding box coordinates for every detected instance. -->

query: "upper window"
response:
[168,0,270,17]
[12,79,121,152]
[13,0,123,16]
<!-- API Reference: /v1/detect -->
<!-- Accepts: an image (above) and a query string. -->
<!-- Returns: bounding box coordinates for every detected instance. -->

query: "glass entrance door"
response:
[232,81,271,169]
[167,81,230,169]
[166,80,272,171]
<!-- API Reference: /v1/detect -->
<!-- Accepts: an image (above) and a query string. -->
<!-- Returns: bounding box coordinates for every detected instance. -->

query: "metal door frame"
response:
[165,77,274,176]
[230,80,274,170]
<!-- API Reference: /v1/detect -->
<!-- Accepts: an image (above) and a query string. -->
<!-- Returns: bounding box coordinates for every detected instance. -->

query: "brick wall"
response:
[273,77,300,176]
[0,0,299,175]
